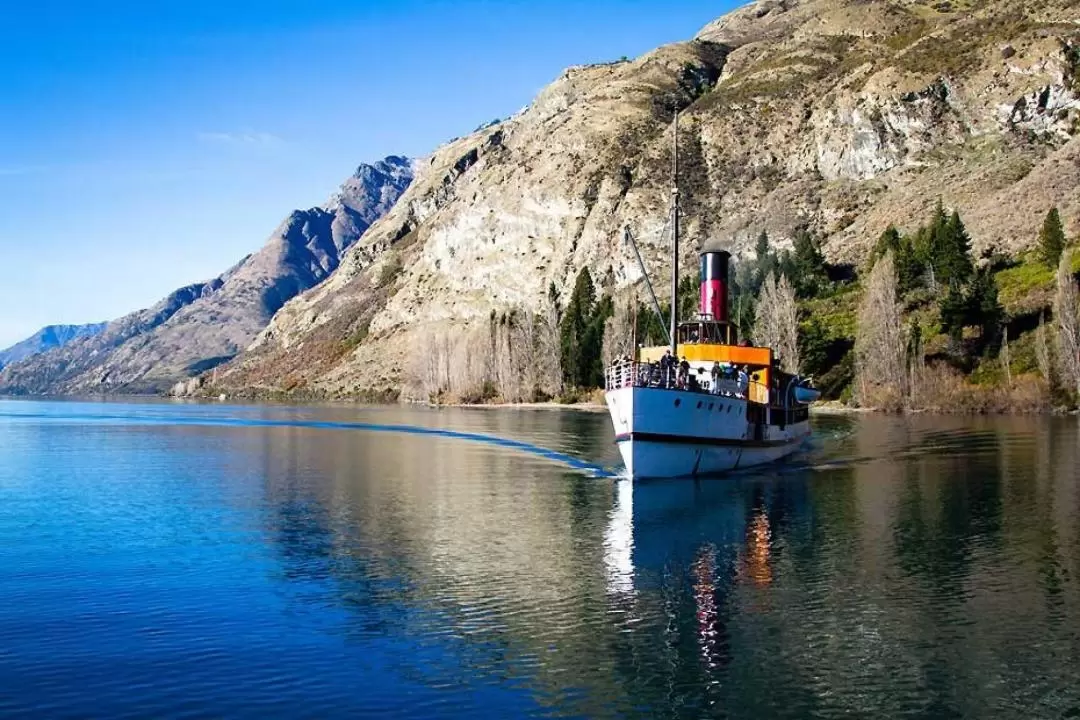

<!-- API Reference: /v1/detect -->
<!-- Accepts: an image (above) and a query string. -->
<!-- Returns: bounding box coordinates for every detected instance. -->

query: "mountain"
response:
[207,0,1079,399]
[0,156,414,395]
[0,323,107,370]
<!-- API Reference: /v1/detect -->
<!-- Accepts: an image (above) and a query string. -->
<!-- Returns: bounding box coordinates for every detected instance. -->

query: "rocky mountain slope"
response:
[0,157,413,395]
[0,323,107,370]
[209,0,1079,399]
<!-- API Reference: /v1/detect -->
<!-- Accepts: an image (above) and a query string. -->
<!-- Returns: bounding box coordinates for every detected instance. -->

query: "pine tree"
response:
[913,199,949,268]
[875,225,923,293]
[754,230,770,264]
[937,211,974,286]
[940,282,967,349]
[1039,207,1066,267]
[791,228,828,298]
[875,226,901,260]
[559,269,596,387]
[968,266,1003,346]
[897,237,924,294]
[754,230,777,290]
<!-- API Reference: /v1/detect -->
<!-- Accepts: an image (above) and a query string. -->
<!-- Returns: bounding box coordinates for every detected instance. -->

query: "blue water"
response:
[1,400,1078,718]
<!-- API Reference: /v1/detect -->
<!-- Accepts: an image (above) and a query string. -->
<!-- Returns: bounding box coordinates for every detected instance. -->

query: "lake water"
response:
[0,399,1078,719]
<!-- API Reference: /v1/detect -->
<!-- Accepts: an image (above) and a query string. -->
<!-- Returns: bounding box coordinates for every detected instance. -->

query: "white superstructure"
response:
[604,367,810,478]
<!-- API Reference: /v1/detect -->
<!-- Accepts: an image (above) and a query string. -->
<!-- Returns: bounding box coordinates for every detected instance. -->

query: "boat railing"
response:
[604,361,754,400]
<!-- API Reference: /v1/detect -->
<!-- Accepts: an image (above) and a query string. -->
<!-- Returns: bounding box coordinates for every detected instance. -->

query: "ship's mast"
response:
[669,112,680,359]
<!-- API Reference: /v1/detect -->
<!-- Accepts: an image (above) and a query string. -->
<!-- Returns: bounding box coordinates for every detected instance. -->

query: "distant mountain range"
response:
[0,323,107,370]
[0,156,413,395]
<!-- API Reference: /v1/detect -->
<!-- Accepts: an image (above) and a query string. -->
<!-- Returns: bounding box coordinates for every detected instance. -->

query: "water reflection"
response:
[245,412,1080,718]
[603,480,634,598]
[1,403,1078,718]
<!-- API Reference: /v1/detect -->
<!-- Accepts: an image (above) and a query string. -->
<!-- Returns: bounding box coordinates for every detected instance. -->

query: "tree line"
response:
[409,204,1080,410]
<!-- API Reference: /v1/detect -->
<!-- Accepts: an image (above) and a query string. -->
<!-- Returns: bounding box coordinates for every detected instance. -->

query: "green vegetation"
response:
[453,202,1077,413]
[1039,207,1066,267]
[559,269,612,389]
[995,250,1080,315]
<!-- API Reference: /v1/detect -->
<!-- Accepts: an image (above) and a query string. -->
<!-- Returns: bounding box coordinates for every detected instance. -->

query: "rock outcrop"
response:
[0,323,107,370]
[0,157,413,395]
[211,0,1080,399]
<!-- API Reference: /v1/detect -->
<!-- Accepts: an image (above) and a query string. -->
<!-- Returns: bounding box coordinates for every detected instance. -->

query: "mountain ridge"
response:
[209,0,1080,399]
[0,323,108,370]
[0,156,413,395]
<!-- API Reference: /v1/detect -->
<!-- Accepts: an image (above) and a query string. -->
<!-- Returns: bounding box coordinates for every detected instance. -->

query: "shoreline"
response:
[4,393,1076,416]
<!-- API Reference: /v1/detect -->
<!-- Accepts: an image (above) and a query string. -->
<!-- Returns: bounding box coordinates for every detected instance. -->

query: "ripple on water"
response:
[0,404,1078,718]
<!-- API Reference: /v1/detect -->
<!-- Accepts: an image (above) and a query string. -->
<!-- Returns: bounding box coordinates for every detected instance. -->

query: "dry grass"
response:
[907,364,1051,413]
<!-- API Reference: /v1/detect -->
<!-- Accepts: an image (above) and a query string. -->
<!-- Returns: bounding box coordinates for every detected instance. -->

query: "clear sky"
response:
[0,0,734,348]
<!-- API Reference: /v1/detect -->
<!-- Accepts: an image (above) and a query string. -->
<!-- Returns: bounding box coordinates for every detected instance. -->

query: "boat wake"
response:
[0,408,617,479]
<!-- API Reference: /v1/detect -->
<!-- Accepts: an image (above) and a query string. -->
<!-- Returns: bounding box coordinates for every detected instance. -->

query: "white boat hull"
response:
[605,386,810,478]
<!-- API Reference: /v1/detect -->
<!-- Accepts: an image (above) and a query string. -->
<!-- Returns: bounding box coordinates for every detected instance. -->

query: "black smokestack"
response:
[699,251,730,322]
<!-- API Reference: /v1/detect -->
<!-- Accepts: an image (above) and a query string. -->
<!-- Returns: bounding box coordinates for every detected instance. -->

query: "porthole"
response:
[726,405,732,413]
[709,403,714,411]
[697,401,703,409]
[674,399,681,408]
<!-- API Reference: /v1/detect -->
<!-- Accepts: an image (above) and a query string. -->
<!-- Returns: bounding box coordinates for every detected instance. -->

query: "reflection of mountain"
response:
[235,411,1080,717]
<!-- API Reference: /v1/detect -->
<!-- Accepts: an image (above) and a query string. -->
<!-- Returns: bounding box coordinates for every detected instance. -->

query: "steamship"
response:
[604,116,816,479]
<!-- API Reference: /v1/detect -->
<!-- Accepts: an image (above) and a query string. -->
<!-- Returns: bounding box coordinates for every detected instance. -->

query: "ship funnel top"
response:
[699,251,730,323]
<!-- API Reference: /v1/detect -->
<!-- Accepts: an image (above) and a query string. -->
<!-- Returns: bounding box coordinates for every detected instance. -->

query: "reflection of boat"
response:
[620,476,811,590]
[619,479,749,578]
[604,115,813,479]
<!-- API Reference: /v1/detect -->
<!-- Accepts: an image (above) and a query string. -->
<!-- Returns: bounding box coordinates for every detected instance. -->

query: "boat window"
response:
[674,399,681,408]
[697,401,703,409]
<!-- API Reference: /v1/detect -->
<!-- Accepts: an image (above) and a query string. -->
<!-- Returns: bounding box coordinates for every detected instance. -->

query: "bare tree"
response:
[490,313,520,402]
[753,273,779,352]
[1035,313,1053,386]
[855,251,907,407]
[908,320,925,406]
[775,275,800,374]
[411,328,455,402]
[513,309,540,401]
[534,288,563,398]
[1055,249,1080,398]
[603,293,636,367]
[753,273,800,373]
[1001,326,1012,388]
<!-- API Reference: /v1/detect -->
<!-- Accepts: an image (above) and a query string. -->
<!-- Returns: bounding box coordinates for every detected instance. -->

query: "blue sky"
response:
[0,0,733,348]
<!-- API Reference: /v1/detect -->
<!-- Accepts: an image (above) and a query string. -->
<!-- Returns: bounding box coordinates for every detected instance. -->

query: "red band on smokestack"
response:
[699,251,730,322]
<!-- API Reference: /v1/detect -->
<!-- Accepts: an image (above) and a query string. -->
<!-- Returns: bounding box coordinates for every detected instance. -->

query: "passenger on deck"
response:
[710,361,722,395]
[738,366,749,396]
[677,357,690,389]
[660,350,674,387]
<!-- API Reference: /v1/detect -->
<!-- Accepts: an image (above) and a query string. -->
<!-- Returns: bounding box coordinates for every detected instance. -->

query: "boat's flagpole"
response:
[669,112,680,359]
